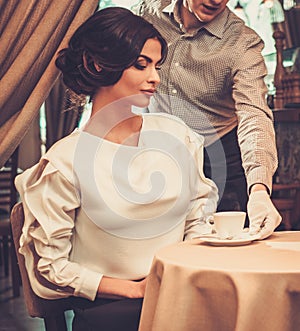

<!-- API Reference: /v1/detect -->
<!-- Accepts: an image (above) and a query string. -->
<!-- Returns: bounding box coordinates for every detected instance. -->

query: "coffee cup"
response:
[213,211,246,239]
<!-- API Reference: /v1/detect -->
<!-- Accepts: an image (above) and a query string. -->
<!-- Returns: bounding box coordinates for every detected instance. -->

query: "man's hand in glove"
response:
[247,185,282,240]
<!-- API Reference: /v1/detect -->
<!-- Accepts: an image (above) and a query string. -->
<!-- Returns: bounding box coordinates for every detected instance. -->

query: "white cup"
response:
[213,211,246,239]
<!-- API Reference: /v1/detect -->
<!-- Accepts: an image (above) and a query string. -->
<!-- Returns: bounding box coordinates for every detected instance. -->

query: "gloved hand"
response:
[247,190,282,239]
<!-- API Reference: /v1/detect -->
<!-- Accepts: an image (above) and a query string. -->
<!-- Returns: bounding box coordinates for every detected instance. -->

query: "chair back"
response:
[10,202,73,331]
[0,148,19,214]
[0,147,21,296]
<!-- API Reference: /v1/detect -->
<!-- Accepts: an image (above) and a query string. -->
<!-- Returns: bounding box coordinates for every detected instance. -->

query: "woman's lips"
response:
[141,89,156,96]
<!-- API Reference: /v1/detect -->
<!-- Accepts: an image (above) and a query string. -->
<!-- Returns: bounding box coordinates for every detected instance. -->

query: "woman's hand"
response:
[97,276,147,299]
[133,277,147,298]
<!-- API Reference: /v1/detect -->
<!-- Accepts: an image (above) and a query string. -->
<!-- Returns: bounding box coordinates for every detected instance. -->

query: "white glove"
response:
[247,190,282,239]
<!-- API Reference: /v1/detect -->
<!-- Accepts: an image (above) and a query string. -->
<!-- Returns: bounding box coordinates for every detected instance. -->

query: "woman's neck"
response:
[104,116,143,146]
[88,95,143,146]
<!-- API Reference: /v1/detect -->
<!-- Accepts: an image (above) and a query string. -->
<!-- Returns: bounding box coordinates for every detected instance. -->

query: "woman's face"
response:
[102,38,162,109]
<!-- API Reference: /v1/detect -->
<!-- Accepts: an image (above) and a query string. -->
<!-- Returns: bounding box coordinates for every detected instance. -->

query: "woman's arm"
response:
[16,160,102,301]
[17,160,148,301]
[97,277,147,299]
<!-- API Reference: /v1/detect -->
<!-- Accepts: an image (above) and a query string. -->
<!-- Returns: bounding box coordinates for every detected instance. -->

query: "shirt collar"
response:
[162,0,229,39]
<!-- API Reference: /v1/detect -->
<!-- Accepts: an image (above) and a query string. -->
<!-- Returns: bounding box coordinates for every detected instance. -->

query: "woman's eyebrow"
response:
[138,55,152,63]
[138,54,162,65]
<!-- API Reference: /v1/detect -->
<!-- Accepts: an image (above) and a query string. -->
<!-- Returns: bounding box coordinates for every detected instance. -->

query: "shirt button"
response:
[174,62,180,67]
[171,89,177,94]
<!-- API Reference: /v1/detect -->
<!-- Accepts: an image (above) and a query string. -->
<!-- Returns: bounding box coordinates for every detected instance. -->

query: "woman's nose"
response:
[148,68,160,85]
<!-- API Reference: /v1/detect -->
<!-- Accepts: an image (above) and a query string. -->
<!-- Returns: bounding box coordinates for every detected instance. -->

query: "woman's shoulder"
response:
[45,129,81,157]
[44,129,81,163]
[15,131,81,197]
[143,112,188,128]
[142,113,204,144]
[38,129,82,180]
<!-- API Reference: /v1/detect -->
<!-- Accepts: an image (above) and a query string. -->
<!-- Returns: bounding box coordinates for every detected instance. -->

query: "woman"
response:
[15,7,218,331]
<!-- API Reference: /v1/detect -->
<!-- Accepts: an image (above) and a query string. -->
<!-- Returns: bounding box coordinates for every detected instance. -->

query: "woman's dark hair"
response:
[55,7,168,96]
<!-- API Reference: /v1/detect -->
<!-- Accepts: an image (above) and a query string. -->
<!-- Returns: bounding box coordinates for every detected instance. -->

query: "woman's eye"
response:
[133,61,161,71]
[134,63,147,70]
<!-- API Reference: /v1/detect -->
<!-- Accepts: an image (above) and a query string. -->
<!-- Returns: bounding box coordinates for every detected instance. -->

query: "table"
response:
[138,231,300,331]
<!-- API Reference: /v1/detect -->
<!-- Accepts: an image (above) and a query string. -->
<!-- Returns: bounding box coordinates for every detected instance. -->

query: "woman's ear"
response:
[94,63,102,72]
[82,52,102,73]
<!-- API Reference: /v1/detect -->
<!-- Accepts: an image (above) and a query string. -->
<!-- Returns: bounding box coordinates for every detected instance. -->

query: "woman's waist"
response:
[70,221,184,278]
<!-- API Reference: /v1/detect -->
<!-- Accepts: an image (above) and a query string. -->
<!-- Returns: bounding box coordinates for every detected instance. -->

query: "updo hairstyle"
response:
[55,7,168,97]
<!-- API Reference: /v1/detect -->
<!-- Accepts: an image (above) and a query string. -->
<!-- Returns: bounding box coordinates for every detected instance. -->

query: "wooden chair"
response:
[10,202,75,331]
[0,147,21,297]
[271,183,300,230]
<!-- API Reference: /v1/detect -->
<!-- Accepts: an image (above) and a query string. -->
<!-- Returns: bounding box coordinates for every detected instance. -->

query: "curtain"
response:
[18,116,41,170]
[0,0,99,168]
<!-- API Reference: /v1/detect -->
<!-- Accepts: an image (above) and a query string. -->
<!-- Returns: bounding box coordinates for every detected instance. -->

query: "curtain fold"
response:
[0,0,99,167]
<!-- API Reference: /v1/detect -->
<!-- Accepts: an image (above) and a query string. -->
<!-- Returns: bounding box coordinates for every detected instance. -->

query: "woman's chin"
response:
[128,94,151,108]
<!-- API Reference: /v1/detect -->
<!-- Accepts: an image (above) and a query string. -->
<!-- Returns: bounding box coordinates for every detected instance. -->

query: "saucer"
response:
[199,233,259,246]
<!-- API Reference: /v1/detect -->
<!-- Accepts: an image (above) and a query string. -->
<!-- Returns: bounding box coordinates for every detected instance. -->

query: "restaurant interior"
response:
[0,0,300,330]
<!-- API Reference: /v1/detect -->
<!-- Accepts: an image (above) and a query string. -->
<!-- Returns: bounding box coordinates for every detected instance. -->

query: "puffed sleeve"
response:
[183,129,218,240]
[15,158,103,301]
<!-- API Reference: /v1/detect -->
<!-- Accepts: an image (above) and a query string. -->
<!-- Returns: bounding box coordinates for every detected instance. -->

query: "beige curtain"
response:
[0,0,99,168]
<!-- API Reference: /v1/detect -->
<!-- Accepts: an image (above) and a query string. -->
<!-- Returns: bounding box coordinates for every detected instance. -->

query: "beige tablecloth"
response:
[138,231,300,331]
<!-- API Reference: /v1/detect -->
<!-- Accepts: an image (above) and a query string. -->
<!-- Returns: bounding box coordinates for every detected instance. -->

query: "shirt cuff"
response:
[246,166,273,195]
[74,268,103,301]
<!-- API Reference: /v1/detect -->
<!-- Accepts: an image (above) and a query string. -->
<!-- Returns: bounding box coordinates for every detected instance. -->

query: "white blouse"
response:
[15,113,218,301]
